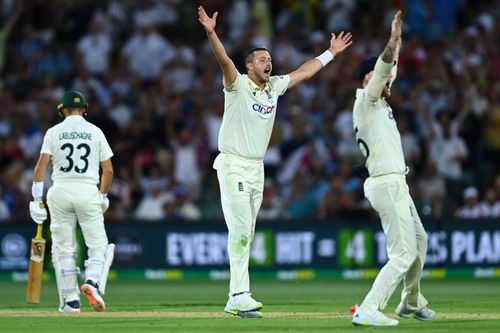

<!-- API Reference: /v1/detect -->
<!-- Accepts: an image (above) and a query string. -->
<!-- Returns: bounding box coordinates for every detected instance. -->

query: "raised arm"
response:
[198,6,238,88]
[387,38,401,89]
[365,11,402,97]
[381,11,402,64]
[288,31,352,89]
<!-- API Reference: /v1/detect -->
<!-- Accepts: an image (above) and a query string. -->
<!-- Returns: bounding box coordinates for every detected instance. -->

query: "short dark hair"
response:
[357,56,378,82]
[244,47,270,65]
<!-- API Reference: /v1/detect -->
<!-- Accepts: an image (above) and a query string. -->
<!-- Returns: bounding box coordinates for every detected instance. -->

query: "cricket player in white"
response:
[351,11,434,326]
[29,90,115,313]
[198,6,352,317]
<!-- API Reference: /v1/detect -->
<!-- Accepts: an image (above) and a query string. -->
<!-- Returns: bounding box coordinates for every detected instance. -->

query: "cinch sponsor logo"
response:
[252,103,275,114]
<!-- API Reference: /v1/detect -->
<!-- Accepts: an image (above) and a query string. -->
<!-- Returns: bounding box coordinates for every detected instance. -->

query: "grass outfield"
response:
[1,279,499,333]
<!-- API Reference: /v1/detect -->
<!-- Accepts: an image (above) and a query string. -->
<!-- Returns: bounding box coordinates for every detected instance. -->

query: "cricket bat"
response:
[26,223,46,304]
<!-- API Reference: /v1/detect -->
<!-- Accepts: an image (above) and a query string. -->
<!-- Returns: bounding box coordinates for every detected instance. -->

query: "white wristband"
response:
[315,50,334,67]
[32,181,44,200]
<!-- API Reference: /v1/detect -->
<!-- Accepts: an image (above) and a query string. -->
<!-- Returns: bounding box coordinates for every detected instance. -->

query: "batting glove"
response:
[29,200,47,224]
[101,193,109,213]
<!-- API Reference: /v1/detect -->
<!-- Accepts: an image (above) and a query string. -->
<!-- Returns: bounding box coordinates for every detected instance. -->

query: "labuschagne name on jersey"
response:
[58,132,93,140]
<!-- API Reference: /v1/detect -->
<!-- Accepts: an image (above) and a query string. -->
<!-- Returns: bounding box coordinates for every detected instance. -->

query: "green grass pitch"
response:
[1,279,499,333]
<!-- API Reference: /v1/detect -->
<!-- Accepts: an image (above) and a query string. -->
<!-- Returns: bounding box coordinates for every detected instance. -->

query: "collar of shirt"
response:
[64,115,85,122]
[247,75,270,92]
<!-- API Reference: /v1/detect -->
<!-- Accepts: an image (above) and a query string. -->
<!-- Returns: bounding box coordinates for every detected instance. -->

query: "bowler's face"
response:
[250,50,272,82]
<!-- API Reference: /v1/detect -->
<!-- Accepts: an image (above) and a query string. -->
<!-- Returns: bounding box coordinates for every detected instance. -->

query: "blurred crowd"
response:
[0,0,499,223]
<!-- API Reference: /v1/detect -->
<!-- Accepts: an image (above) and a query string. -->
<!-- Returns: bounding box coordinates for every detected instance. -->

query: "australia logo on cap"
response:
[74,97,81,103]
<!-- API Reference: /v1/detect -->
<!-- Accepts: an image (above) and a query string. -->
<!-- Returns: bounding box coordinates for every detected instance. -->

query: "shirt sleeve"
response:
[365,57,394,99]
[387,61,398,89]
[270,75,290,96]
[40,129,53,155]
[99,130,114,161]
[223,72,244,93]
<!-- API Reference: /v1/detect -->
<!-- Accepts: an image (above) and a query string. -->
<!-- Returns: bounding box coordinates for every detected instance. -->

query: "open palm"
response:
[391,10,403,39]
[329,31,353,54]
[198,6,218,34]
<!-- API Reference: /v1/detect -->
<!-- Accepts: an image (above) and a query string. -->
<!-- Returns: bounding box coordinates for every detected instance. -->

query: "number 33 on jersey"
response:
[41,116,113,184]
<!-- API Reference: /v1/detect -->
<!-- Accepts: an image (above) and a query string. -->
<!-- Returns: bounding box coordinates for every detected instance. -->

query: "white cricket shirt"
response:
[40,115,113,185]
[352,57,406,177]
[218,73,290,160]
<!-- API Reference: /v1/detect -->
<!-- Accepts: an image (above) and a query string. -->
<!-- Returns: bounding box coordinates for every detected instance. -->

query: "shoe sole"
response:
[225,309,263,318]
[352,320,398,327]
[415,315,434,321]
[81,285,105,312]
[58,309,80,314]
[396,312,412,319]
[397,312,434,321]
[352,323,398,327]
[353,314,399,327]
[224,303,263,314]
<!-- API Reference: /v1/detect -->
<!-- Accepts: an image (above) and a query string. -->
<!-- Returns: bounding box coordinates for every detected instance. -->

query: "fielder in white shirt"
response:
[198,6,352,318]
[29,91,115,314]
[351,11,434,327]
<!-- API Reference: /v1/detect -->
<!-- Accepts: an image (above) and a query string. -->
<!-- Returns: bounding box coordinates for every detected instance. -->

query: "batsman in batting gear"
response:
[351,11,434,326]
[30,90,115,313]
[198,6,352,318]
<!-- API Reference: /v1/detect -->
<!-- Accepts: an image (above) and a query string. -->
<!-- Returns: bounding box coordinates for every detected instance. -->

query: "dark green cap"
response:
[57,90,87,110]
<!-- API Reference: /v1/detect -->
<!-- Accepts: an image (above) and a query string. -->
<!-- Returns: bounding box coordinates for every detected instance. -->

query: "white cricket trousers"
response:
[360,174,428,316]
[214,153,264,295]
[47,182,108,281]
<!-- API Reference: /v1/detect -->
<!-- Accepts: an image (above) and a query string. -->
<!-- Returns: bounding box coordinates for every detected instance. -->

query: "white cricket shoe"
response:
[224,292,263,316]
[59,300,80,314]
[81,280,105,312]
[352,307,399,326]
[395,303,435,321]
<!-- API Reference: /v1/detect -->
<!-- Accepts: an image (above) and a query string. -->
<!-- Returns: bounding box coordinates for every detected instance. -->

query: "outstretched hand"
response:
[391,10,402,40]
[329,31,353,55]
[198,6,218,34]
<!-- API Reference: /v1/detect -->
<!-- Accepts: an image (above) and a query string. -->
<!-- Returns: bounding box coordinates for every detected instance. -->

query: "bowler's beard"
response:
[258,69,270,83]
